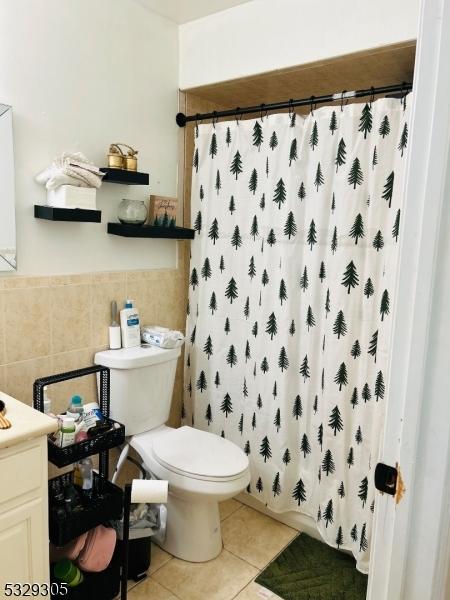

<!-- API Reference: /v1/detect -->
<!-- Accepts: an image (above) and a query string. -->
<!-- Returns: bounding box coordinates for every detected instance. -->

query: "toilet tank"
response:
[94,345,181,436]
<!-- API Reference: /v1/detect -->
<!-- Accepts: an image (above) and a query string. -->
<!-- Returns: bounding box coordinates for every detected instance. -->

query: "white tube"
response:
[111,443,129,484]
[131,479,168,504]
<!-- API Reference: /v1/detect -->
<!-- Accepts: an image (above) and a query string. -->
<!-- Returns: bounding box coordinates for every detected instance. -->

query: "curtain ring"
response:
[310,96,315,116]
[194,114,200,137]
[212,111,218,128]
[370,87,375,107]
[260,103,266,121]
[288,99,294,118]
[401,81,408,110]
[340,91,347,112]
[235,107,242,124]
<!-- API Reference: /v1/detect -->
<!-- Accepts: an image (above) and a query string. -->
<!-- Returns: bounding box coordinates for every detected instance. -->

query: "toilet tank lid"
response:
[94,345,181,369]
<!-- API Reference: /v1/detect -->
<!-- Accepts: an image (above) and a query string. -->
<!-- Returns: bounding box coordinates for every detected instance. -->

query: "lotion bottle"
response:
[120,299,141,348]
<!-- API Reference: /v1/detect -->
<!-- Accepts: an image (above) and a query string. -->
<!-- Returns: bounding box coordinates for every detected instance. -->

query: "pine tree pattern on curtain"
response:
[184,98,410,573]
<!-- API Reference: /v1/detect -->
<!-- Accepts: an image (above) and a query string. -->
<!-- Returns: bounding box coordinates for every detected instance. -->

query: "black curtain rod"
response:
[176,82,412,127]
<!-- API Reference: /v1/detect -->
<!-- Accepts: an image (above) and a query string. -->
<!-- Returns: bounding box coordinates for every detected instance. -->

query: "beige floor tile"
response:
[233,581,283,600]
[152,549,258,600]
[127,578,140,592]
[222,506,297,569]
[125,544,172,592]
[220,498,242,521]
[150,543,173,574]
[128,577,178,599]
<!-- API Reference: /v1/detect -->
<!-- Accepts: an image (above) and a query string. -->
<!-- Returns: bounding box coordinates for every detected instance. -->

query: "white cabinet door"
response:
[0,499,49,591]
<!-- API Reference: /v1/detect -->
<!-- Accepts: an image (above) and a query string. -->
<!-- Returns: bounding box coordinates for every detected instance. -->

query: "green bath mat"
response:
[255,534,368,600]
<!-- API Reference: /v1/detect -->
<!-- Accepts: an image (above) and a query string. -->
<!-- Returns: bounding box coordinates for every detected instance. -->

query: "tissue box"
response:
[148,195,177,227]
[47,185,97,210]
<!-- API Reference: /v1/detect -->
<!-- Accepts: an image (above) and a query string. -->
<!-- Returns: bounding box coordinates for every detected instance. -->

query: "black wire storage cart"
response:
[34,365,128,600]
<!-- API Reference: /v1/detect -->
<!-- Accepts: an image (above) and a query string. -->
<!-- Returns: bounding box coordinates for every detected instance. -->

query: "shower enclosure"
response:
[177,10,450,595]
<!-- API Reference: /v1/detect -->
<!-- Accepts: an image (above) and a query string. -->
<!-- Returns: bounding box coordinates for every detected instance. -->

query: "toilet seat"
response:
[129,425,251,562]
[130,426,249,482]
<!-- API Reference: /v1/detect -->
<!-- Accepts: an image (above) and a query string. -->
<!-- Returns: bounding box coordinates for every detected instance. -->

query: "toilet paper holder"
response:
[121,479,168,600]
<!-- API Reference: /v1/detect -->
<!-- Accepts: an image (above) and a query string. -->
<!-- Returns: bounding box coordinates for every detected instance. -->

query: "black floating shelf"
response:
[100,167,149,185]
[34,205,101,223]
[108,222,195,239]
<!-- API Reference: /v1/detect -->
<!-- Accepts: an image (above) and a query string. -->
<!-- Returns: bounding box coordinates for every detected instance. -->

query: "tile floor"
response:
[127,498,298,600]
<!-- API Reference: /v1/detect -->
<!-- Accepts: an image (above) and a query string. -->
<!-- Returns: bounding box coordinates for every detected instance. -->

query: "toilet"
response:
[94,345,250,562]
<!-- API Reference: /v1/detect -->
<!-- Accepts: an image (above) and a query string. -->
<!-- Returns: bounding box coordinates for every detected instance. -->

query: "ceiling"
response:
[137,0,252,24]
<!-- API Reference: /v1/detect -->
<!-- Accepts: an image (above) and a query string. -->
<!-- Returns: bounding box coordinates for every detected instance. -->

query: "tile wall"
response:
[0,242,189,430]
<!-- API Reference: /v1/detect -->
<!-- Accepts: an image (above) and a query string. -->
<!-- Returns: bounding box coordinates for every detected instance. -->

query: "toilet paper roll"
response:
[131,479,168,504]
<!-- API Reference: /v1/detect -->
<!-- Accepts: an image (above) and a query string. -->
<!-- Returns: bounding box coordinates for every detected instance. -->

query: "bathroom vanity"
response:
[0,393,57,589]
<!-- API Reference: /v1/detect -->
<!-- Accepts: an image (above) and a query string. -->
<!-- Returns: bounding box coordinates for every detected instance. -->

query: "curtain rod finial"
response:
[176,112,187,127]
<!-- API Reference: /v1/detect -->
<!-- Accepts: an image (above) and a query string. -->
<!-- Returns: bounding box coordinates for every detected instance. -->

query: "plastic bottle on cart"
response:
[43,386,54,416]
[67,394,83,417]
[58,417,76,447]
[79,457,93,498]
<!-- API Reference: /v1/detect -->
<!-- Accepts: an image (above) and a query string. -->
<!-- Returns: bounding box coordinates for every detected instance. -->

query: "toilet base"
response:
[158,493,222,562]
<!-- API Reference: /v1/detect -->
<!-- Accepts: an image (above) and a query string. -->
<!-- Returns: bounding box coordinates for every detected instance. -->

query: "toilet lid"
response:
[152,426,249,479]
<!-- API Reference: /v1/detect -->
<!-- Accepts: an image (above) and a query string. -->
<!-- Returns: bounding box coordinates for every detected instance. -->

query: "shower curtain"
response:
[184,97,410,573]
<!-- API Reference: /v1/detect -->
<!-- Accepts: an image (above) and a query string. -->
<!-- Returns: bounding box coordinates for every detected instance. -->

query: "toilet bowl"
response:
[94,345,250,562]
[130,425,250,562]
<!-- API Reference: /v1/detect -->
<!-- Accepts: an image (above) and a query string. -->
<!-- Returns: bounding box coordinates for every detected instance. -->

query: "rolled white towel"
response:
[35,152,104,190]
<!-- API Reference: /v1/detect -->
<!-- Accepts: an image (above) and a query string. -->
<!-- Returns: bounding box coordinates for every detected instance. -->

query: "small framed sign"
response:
[148,195,177,227]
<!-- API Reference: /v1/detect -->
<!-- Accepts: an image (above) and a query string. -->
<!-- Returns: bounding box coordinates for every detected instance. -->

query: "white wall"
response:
[0,108,16,254]
[179,0,420,89]
[0,0,179,275]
